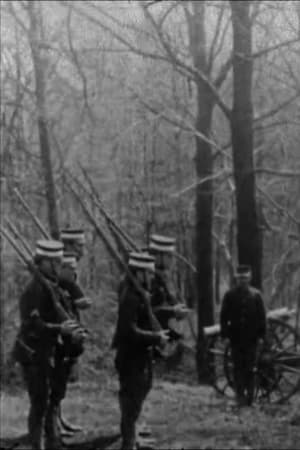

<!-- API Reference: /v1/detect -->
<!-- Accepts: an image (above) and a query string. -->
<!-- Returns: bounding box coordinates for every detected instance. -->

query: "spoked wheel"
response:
[207,334,235,399]
[254,318,300,404]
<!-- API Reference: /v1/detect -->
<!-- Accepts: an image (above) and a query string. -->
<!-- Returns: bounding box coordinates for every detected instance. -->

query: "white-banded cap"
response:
[60,228,85,244]
[35,240,63,258]
[62,251,77,269]
[128,252,155,271]
[149,234,176,253]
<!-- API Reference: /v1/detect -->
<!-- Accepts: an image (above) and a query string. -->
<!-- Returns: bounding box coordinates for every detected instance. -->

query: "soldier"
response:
[113,252,169,450]
[59,229,92,433]
[60,229,92,323]
[14,240,82,449]
[148,234,189,341]
[60,228,85,262]
[59,251,92,319]
[220,265,267,406]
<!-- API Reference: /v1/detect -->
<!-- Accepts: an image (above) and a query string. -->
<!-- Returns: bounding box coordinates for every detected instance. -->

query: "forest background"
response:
[0,0,300,385]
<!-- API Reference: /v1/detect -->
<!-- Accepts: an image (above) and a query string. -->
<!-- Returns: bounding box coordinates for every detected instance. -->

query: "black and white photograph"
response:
[0,1,299,449]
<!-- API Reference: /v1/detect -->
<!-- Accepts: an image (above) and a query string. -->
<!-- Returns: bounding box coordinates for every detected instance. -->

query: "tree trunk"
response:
[195,94,214,381]
[28,2,59,239]
[230,0,262,288]
[187,1,215,382]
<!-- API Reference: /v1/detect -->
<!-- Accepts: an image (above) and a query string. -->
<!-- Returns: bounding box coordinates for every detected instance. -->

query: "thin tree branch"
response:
[257,185,300,227]
[252,37,300,60]
[207,1,226,73]
[254,92,300,123]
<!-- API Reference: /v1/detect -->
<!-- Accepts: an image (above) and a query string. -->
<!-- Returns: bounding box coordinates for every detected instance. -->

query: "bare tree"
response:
[26,1,59,238]
[230,0,262,287]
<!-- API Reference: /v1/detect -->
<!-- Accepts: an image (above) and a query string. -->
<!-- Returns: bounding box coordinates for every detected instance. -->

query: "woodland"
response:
[0,2,300,447]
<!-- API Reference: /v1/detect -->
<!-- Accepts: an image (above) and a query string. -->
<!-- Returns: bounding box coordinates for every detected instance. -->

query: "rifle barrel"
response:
[65,177,161,332]
[13,188,50,239]
[77,164,138,251]
[78,165,196,272]
[0,225,31,266]
[4,217,34,259]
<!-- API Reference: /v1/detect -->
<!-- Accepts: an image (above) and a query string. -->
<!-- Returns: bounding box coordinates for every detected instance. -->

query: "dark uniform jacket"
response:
[15,275,64,362]
[220,285,266,345]
[113,280,161,371]
[59,279,84,321]
[151,274,178,328]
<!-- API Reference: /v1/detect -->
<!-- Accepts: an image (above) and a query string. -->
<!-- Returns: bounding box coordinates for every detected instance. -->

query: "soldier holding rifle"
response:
[113,252,170,450]
[148,234,189,343]
[13,240,85,450]
[58,229,92,434]
[60,228,92,316]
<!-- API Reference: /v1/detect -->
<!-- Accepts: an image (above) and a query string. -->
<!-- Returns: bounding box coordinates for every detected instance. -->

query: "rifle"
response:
[4,217,34,258]
[13,187,51,239]
[0,225,87,356]
[78,163,197,272]
[67,168,197,342]
[64,176,162,333]
[78,163,138,252]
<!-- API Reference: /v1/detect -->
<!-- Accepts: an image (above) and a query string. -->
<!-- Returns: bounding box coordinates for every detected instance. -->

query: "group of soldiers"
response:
[13,228,267,450]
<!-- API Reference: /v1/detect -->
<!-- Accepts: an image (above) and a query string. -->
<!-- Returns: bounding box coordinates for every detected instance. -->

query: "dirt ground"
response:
[1,375,300,450]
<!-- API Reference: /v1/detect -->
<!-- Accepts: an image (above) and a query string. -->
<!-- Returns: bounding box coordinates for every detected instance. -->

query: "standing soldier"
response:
[59,228,92,434]
[148,234,189,341]
[113,252,169,450]
[60,228,92,317]
[60,228,85,262]
[13,240,83,449]
[220,265,267,406]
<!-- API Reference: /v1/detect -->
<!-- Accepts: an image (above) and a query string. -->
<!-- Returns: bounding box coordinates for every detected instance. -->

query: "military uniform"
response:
[148,234,185,342]
[151,274,182,340]
[14,240,70,450]
[52,277,85,408]
[56,249,88,434]
[113,253,163,450]
[220,267,266,405]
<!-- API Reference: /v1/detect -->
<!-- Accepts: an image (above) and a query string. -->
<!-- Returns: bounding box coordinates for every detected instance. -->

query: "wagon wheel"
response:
[208,319,300,403]
[254,318,300,404]
[207,334,235,399]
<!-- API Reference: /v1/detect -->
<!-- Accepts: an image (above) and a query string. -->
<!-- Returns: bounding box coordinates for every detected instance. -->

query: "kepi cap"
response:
[60,228,85,244]
[149,234,176,253]
[128,252,155,271]
[62,251,77,269]
[35,240,63,258]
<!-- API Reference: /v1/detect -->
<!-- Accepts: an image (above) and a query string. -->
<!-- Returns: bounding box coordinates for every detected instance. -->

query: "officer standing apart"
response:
[220,265,267,406]
[113,252,169,450]
[148,234,189,341]
[14,240,82,450]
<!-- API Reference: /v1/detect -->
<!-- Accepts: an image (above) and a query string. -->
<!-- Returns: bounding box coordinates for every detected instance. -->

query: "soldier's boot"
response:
[45,404,63,449]
[28,407,45,450]
[29,425,45,450]
[121,418,137,450]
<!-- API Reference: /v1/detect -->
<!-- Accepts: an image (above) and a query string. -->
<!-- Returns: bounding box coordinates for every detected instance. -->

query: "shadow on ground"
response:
[0,433,29,449]
[0,432,121,450]
[65,431,120,450]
